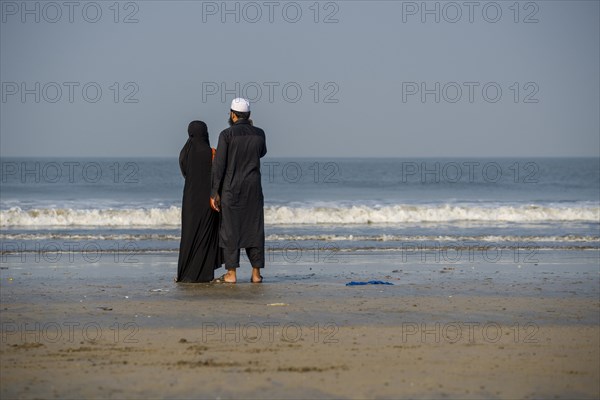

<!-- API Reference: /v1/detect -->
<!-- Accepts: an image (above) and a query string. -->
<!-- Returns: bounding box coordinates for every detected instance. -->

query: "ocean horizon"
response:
[1,157,598,258]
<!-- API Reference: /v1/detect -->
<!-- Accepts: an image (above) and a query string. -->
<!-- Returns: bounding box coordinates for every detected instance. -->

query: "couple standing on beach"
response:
[176,98,267,284]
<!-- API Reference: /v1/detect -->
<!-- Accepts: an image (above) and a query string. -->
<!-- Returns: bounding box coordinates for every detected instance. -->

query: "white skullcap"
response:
[231,98,250,112]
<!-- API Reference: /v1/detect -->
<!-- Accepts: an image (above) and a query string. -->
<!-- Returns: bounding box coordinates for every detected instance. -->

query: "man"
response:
[210,98,267,283]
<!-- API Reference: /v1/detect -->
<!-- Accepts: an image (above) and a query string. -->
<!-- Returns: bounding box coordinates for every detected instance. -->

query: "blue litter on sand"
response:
[346,280,394,286]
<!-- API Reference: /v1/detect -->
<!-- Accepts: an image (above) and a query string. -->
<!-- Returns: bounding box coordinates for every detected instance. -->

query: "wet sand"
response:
[1,251,599,399]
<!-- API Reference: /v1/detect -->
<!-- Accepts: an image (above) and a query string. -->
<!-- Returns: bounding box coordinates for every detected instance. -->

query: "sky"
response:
[1,0,599,157]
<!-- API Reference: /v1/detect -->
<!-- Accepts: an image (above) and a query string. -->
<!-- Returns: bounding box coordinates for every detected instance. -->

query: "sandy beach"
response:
[1,250,599,399]
[2,0,599,397]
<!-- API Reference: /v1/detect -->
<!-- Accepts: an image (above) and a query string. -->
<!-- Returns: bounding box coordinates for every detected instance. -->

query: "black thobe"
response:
[177,121,221,282]
[211,119,267,251]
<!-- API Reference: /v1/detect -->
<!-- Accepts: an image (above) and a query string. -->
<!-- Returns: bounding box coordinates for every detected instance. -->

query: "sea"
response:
[1,157,599,266]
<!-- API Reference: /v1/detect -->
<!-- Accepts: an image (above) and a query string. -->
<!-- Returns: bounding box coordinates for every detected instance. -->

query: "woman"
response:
[177,120,221,282]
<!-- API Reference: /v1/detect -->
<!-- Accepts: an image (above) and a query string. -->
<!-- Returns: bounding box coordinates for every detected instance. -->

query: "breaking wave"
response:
[1,203,598,228]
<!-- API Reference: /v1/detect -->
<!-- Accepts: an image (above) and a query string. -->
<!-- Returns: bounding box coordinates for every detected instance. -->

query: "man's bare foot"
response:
[251,267,263,283]
[224,269,237,283]
[214,269,236,283]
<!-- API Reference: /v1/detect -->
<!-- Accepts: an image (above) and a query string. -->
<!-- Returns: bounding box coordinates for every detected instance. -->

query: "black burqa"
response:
[211,119,267,251]
[177,121,221,282]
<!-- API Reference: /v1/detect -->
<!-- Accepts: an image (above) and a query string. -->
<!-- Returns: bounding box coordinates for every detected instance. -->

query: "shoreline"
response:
[1,251,599,399]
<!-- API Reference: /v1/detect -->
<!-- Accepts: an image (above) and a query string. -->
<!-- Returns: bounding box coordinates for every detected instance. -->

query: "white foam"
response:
[0,232,597,243]
[264,233,599,243]
[1,203,598,228]
[264,204,599,224]
[0,206,181,227]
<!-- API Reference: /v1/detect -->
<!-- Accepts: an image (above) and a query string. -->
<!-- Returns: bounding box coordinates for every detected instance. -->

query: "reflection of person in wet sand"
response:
[210,98,267,283]
[177,120,221,282]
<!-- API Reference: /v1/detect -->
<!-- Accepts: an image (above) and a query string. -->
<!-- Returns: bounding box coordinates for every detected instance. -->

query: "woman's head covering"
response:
[188,120,209,146]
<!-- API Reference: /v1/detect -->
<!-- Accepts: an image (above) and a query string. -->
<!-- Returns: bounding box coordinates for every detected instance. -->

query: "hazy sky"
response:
[1,0,598,157]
